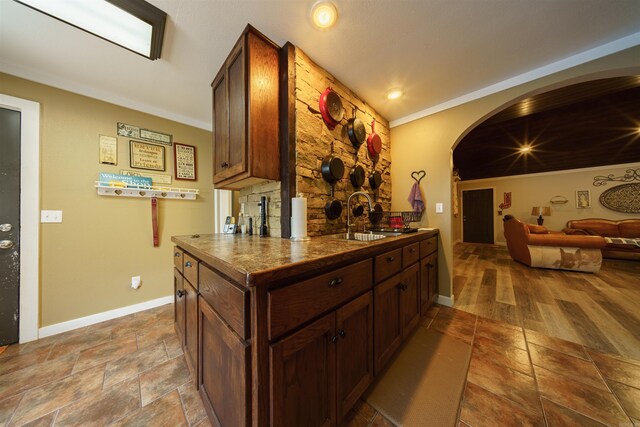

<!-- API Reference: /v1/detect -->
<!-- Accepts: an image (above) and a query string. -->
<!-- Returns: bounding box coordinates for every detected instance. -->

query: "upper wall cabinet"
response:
[211,25,280,190]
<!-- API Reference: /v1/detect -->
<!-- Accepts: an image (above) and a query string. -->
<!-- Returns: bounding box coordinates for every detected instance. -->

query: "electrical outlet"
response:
[131,276,141,290]
[435,203,444,214]
[41,210,63,223]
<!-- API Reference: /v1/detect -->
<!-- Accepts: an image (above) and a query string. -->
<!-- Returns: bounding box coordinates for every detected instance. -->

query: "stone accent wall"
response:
[294,48,392,236]
[238,181,281,237]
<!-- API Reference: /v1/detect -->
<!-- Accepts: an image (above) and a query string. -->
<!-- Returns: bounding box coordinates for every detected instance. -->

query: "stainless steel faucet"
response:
[346,191,373,239]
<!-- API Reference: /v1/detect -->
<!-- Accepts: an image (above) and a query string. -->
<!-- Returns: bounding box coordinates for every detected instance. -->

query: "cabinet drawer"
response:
[374,248,402,283]
[402,243,420,268]
[199,264,249,339]
[268,259,373,340]
[420,236,437,258]
[183,253,199,287]
[173,247,184,273]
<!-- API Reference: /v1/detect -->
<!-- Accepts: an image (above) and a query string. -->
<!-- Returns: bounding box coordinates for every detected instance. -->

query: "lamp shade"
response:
[531,206,551,217]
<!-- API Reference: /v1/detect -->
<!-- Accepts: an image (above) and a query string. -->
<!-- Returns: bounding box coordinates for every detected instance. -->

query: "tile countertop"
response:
[172,230,438,288]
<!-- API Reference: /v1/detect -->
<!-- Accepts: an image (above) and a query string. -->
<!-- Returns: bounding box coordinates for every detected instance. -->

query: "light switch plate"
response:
[41,210,63,223]
[435,203,444,214]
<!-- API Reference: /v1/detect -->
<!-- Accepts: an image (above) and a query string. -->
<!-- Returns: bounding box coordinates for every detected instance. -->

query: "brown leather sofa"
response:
[503,217,606,272]
[563,218,640,261]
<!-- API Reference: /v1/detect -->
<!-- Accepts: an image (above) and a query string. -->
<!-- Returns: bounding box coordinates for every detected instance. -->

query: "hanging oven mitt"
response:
[408,182,424,213]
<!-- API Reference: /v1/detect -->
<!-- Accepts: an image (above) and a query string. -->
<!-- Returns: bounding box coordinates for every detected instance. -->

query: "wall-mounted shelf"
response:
[95,182,198,200]
[549,195,568,205]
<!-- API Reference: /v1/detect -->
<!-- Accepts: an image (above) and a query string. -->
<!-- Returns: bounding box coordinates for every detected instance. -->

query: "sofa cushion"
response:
[566,219,621,237]
[527,224,548,234]
[618,220,640,238]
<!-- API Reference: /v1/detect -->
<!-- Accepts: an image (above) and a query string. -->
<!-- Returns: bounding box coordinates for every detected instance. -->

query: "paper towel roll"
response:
[291,197,308,239]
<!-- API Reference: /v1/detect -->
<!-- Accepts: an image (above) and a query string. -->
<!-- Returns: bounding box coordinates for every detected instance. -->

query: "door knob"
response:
[0,224,12,232]
[0,240,14,249]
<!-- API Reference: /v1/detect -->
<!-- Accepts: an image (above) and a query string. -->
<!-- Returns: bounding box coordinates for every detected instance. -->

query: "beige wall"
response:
[1,73,213,327]
[454,163,640,244]
[390,45,640,299]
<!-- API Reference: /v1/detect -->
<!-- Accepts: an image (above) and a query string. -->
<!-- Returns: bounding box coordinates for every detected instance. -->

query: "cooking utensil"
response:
[319,87,344,130]
[367,120,382,158]
[369,170,382,190]
[325,199,343,220]
[346,110,366,148]
[368,203,383,227]
[350,164,365,189]
[321,155,344,184]
[352,205,364,217]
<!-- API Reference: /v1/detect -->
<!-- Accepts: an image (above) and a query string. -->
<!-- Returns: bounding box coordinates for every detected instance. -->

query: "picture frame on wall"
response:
[576,190,591,208]
[99,135,117,165]
[130,140,165,171]
[173,143,197,181]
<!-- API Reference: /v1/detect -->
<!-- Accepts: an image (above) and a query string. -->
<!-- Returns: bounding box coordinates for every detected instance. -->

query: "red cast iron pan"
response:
[367,120,382,158]
[319,87,344,130]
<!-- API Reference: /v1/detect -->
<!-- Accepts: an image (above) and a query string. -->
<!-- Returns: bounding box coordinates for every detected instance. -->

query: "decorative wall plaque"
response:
[599,183,640,213]
[130,141,166,171]
[593,168,640,186]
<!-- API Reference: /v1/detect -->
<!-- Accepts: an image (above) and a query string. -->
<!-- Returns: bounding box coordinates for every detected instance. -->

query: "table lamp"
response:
[531,206,551,225]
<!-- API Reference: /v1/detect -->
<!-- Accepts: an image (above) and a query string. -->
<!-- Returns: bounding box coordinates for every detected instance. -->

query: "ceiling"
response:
[453,76,640,181]
[1,0,639,130]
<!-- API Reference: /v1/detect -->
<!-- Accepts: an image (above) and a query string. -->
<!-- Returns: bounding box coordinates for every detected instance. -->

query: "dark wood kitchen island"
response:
[172,230,439,427]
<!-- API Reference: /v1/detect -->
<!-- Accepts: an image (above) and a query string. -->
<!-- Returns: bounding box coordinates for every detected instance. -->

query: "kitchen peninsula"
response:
[172,230,438,427]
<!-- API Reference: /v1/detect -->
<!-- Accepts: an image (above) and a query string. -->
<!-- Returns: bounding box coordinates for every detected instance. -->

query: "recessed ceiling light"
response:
[386,89,403,100]
[15,0,167,60]
[311,1,338,29]
[519,146,532,153]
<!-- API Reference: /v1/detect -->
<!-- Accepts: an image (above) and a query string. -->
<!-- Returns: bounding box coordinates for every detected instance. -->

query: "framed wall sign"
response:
[130,140,165,171]
[174,143,197,180]
[99,135,117,165]
[576,190,591,208]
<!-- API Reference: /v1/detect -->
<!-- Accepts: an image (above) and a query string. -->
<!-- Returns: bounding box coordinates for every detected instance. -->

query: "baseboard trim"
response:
[38,295,173,339]
[437,294,455,307]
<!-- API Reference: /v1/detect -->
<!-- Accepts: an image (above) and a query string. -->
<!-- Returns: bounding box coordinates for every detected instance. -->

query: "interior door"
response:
[0,107,21,345]
[462,189,494,244]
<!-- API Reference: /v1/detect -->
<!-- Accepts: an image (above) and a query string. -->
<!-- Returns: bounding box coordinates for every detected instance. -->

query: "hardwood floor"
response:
[453,242,640,360]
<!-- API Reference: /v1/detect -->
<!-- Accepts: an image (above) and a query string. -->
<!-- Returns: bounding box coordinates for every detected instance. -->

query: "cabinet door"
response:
[212,74,228,181]
[400,263,420,339]
[374,274,402,375]
[270,313,337,427]
[184,280,198,377]
[336,292,373,420]
[420,253,438,314]
[199,297,249,427]
[226,42,246,178]
[173,268,185,345]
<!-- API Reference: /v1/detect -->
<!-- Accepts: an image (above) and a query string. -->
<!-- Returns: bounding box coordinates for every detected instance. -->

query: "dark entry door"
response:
[0,107,21,345]
[462,189,494,244]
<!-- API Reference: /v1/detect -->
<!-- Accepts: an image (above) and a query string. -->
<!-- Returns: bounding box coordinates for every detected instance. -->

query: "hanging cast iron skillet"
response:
[369,170,382,190]
[319,87,344,130]
[352,205,364,217]
[367,120,382,158]
[368,203,384,227]
[325,199,343,220]
[350,164,365,189]
[321,155,344,184]
[346,114,366,149]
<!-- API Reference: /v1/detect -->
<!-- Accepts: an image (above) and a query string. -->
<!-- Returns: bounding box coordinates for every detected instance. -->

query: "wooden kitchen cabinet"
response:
[184,279,199,377]
[173,268,185,345]
[336,292,374,419]
[199,297,250,427]
[400,263,420,339]
[211,25,280,190]
[270,313,337,427]
[374,273,402,374]
[420,252,438,314]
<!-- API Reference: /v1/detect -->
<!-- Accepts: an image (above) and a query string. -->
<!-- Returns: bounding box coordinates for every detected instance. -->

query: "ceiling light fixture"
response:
[311,1,338,29]
[519,146,532,153]
[14,0,167,60]
[386,89,403,100]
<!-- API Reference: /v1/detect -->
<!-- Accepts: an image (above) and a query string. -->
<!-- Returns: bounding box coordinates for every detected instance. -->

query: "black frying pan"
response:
[350,164,365,189]
[346,115,366,149]
[321,155,344,184]
[368,203,383,227]
[325,199,342,220]
[369,170,382,190]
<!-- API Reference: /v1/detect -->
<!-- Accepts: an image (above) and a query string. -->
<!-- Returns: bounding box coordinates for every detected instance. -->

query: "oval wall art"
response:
[599,183,640,213]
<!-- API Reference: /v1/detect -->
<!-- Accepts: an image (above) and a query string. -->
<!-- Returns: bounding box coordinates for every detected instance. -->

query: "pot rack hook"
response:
[411,170,426,184]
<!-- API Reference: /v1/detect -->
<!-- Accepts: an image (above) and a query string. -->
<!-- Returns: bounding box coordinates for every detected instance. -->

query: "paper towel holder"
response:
[290,194,311,241]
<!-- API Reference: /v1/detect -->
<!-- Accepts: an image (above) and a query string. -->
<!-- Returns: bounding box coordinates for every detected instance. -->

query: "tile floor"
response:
[1,303,639,426]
